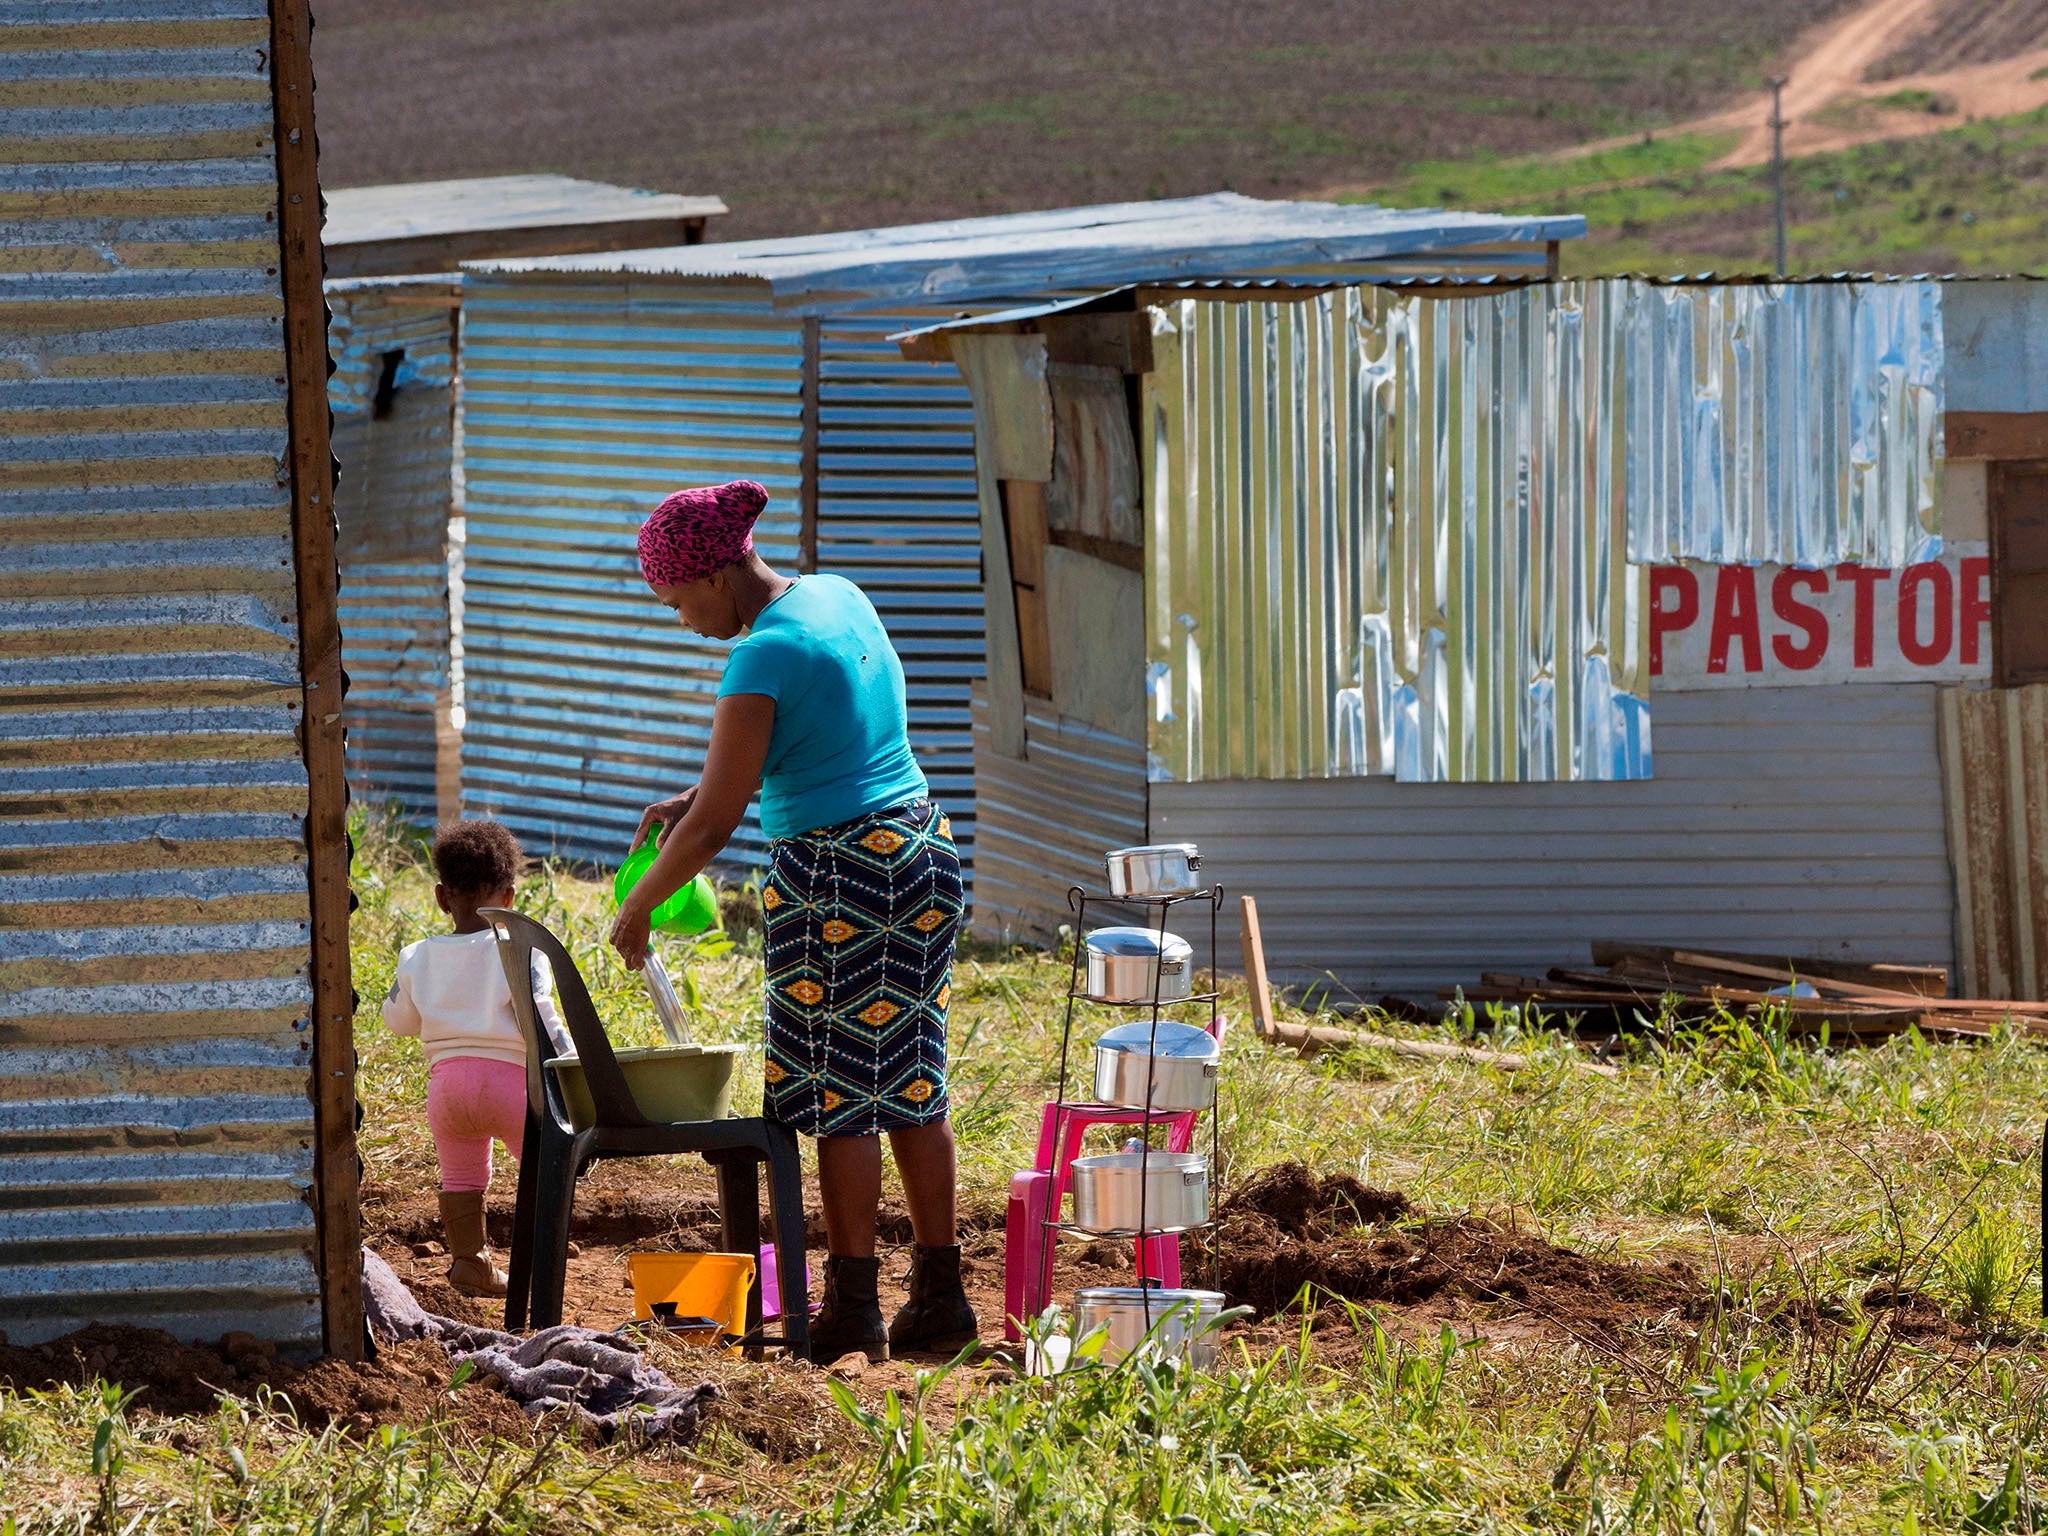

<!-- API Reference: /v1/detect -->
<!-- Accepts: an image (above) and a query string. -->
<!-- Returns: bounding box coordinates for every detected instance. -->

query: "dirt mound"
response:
[0,1326,533,1439]
[1222,1164,1412,1237]
[1216,1164,1696,1340]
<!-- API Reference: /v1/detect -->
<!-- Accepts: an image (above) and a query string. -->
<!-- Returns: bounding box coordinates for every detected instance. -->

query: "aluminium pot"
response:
[1102,843,1203,899]
[1092,1019,1218,1112]
[1069,1151,1210,1234]
[1084,926,1194,1004]
[1073,1286,1228,1368]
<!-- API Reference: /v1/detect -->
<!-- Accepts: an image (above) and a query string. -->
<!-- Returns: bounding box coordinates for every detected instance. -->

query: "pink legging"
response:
[426,1056,527,1193]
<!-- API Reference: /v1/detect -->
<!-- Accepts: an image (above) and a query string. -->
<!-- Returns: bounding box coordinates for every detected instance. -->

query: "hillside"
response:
[311,0,1856,238]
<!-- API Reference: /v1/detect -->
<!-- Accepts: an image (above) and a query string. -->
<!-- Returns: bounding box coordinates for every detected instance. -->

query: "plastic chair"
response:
[1002,1016,1227,1340]
[479,908,810,1359]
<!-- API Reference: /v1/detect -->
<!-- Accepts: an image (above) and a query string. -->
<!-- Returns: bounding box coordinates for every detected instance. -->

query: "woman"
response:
[607,479,975,1364]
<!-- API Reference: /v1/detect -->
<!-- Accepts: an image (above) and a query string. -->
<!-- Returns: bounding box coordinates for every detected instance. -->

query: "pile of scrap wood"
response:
[1445,942,2048,1044]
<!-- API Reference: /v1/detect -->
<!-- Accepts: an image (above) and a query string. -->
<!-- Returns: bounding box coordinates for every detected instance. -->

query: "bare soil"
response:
[1213,1164,1699,1343]
[0,1327,535,1442]
[1869,0,2048,77]
[310,0,1854,239]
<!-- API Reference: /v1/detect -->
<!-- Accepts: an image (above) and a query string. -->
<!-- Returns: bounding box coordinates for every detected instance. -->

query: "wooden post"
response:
[1239,894,1275,1040]
[799,316,821,573]
[271,0,364,1360]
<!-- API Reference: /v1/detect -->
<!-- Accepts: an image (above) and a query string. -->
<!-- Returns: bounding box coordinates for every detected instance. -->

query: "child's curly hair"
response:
[432,819,524,897]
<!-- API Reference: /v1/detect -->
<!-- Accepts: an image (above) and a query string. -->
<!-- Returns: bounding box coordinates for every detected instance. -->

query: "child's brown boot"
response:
[439,1189,508,1297]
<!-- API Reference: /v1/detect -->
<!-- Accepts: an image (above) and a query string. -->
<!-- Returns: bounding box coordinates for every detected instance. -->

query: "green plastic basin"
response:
[546,1043,744,1130]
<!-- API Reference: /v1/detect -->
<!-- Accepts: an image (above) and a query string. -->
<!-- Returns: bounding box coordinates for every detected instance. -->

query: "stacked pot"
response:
[1065,843,1229,1370]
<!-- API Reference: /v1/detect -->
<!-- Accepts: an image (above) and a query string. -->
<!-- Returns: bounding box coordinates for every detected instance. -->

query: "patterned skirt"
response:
[760,801,963,1137]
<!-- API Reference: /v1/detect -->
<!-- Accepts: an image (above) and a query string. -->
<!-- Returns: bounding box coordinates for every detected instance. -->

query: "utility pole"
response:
[1769,76,1788,277]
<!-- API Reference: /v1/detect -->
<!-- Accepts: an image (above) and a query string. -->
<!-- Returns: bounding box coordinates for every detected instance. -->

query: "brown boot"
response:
[888,1243,979,1353]
[439,1189,507,1298]
[807,1254,889,1364]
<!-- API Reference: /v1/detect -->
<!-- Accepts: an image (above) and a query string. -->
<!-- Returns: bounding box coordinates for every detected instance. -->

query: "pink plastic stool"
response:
[1002,1100,1202,1342]
[1001,1018,1227,1341]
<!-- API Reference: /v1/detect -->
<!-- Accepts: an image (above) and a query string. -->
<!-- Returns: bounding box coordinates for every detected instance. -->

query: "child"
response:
[382,820,566,1297]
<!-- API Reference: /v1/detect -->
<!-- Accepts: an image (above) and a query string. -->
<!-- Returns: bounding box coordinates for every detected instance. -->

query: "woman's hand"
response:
[609,895,654,972]
[629,786,699,853]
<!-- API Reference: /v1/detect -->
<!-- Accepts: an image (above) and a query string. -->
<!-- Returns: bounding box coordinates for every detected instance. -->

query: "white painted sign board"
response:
[1651,545,1992,689]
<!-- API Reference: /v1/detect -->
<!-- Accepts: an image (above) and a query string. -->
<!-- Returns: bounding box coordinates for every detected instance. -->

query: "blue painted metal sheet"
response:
[0,0,321,1348]
[457,276,804,866]
[328,277,459,823]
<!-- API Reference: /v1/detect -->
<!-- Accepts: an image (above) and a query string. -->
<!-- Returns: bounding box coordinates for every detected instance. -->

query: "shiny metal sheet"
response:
[328,277,458,822]
[1145,286,1649,786]
[0,0,320,1349]
[1623,280,1944,569]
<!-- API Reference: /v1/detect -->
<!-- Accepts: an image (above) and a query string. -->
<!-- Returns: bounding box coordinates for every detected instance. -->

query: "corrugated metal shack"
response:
[323,178,729,823]
[455,196,1585,875]
[906,276,2048,1002]
[0,1,359,1349]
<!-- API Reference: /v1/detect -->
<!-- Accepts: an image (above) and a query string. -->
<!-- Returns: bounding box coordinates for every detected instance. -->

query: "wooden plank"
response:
[1267,1019,1620,1077]
[1002,479,1048,589]
[1044,313,1153,374]
[1948,413,2048,461]
[272,0,362,1362]
[1587,941,1948,997]
[1240,895,1274,1040]
[319,216,714,280]
[799,317,820,574]
[1014,585,1052,698]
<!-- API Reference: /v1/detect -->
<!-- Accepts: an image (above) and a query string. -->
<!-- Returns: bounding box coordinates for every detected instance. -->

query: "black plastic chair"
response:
[478,907,810,1359]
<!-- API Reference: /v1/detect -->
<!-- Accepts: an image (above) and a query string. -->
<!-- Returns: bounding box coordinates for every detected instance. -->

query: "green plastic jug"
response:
[613,841,721,937]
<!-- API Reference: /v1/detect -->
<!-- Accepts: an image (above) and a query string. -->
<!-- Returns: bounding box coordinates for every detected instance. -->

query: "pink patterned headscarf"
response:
[637,480,769,587]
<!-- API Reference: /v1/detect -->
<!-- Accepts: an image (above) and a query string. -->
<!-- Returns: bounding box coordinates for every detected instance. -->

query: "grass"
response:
[4,810,2047,1531]
[1351,106,2048,276]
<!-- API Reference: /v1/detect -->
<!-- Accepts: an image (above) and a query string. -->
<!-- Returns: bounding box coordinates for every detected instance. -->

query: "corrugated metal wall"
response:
[1939,683,2048,1000]
[1145,287,1649,787]
[816,307,987,873]
[0,0,323,1345]
[458,275,804,864]
[968,684,1146,944]
[1624,280,1944,569]
[1153,685,1955,998]
[328,279,457,821]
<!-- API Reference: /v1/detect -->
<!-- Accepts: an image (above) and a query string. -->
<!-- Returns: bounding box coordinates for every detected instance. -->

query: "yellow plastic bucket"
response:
[625,1251,756,1353]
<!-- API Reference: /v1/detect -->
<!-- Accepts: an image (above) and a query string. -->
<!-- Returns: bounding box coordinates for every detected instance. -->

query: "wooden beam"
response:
[1239,895,1275,1040]
[1947,412,2048,460]
[272,0,362,1361]
[799,317,820,573]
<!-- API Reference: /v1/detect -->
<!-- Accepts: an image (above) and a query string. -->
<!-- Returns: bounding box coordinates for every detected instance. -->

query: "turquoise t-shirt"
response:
[717,574,930,840]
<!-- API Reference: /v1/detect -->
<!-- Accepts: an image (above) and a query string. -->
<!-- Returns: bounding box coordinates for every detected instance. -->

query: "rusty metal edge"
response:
[272,0,362,1361]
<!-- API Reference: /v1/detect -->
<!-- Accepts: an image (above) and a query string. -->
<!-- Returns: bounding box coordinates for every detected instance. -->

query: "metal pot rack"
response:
[1039,878,1227,1335]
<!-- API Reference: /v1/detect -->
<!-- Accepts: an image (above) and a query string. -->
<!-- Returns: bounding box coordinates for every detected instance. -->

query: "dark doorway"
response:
[1990,461,2048,686]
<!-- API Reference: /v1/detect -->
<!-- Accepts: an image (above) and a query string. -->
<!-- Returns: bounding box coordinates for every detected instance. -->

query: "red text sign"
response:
[1650,548,1991,689]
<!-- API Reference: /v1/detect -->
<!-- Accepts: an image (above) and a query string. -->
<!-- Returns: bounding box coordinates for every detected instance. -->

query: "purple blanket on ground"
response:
[361,1248,719,1445]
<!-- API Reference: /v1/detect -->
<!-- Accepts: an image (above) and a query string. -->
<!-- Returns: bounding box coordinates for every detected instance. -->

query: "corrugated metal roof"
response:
[473,193,1583,308]
[328,277,458,822]
[324,175,727,249]
[0,0,323,1348]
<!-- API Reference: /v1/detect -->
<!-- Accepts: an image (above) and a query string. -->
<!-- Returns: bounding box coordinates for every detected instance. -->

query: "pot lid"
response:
[1094,1019,1217,1059]
[1074,1287,1226,1306]
[1070,1150,1208,1171]
[1104,843,1200,860]
[1084,925,1193,961]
